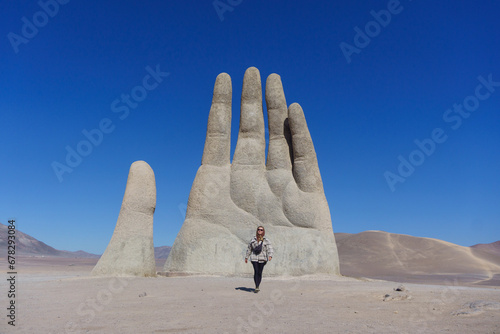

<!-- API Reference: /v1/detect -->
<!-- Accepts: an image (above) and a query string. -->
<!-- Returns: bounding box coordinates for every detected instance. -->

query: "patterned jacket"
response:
[245,237,274,263]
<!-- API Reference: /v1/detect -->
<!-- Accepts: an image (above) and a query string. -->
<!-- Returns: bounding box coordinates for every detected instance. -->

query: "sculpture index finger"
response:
[201,73,232,166]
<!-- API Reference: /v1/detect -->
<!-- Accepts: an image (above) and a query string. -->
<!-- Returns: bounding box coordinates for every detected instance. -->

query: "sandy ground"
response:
[2,257,500,334]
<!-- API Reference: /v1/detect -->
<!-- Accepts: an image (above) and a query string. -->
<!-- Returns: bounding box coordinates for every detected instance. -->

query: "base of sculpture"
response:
[164,222,339,277]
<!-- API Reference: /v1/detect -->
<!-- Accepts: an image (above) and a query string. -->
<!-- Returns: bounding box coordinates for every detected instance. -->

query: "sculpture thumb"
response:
[91,160,156,277]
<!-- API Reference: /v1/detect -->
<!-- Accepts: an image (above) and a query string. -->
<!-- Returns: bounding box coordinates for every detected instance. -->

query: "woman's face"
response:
[257,227,264,235]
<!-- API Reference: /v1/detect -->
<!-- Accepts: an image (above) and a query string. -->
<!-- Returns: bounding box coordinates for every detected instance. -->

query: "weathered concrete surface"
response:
[92,160,156,277]
[164,68,339,276]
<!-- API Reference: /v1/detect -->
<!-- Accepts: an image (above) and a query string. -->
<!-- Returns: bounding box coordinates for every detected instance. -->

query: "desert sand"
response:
[2,255,499,334]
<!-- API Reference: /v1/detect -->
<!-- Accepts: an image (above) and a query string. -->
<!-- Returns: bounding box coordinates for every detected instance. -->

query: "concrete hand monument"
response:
[92,160,156,277]
[164,67,339,276]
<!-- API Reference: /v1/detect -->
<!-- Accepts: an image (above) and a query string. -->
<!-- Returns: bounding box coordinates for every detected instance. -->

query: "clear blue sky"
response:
[1,0,499,254]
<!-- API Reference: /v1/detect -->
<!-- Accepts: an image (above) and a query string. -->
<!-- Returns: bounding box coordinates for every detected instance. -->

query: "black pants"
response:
[251,261,266,288]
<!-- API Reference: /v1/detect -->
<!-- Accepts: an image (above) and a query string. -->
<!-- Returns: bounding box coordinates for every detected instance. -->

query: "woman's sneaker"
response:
[254,287,260,293]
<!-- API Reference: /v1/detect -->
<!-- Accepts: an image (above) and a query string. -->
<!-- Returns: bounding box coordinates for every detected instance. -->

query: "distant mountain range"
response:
[471,240,500,256]
[154,245,172,259]
[0,222,170,259]
[0,222,99,258]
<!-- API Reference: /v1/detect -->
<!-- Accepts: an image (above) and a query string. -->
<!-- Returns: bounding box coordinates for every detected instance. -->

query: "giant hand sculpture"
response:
[164,67,339,276]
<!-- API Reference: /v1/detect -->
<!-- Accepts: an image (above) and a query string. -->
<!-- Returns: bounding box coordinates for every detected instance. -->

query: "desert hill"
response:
[0,222,171,259]
[154,245,172,258]
[471,240,500,256]
[336,231,500,286]
[0,222,99,258]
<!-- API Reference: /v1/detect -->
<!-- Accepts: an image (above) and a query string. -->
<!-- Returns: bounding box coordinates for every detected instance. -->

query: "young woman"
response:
[245,226,274,293]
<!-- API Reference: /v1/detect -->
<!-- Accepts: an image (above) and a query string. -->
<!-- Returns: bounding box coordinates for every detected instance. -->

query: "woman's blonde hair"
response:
[255,226,265,241]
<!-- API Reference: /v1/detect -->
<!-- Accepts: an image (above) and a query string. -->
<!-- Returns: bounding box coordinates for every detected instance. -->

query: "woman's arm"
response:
[266,239,274,260]
[245,239,253,261]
